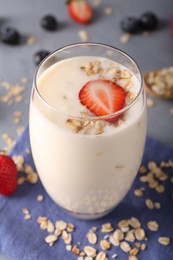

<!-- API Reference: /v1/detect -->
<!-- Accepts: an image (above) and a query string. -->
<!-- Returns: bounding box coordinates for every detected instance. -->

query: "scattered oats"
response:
[112,229,124,241]
[13,117,20,124]
[100,240,111,250]
[125,230,135,242]
[37,194,44,202]
[118,219,129,229]
[139,166,147,174]
[135,242,141,248]
[155,184,165,193]
[170,108,173,115]
[47,220,55,233]
[96,251,107,260]
[66,244,72,251]
[77,257,84,260]
[93,0,101,7]
[79,251,85,256]
[72,245,80,255]
[40,221,48,230]
[120,33,131,43]
[158,172,169,181]
[121,226,130,233]
[129,256,138,260]
[148,161,157,171]
[55,220,67,231]
[0,81,25,105]
[84,246,97,257]
[112,253,118,258]
[24,164,33,174]
[147,98,154,107]
[109,234,120,247]
[26,35,37,45]
[154,202,161,209]
[147,221,159,231]
[45,234,57,245]
[120,241,131,252]
[27,172,38,184]
[21,77,28,84]
[37,216,48,224]
[141,243,147,250]
[14,111,22,117]
[54,228,61,237]
[158,237,170,245]
[149,179,159,189]
[15,95,24,103]
[134,188,144,197]
[25,148,31,154]
[24,214,31,220]
[17,176,26,185]
[145,199,154,209]
[23,208,29,214]
[62,231,72,244]
[78,30,89,41]
[85,257,93,260]
[101,223,114,233]
[130,247,139,256]
[104,7,113,15]
[134,228,145,241]
[91,226,97,232]
[2,134,15,153]
[67,223,75,232]
[87,232,97,244]
[17,126,24,136]
[129,217,141,229]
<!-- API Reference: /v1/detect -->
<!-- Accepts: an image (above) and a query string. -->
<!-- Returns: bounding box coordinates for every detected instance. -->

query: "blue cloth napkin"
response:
[0,126,173,260]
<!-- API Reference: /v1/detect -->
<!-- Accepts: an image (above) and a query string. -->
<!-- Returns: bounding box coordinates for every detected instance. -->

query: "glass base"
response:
[60,205,113,220]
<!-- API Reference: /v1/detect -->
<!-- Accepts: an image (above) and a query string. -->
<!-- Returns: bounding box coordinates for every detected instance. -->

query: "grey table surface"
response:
[0,0,173,259]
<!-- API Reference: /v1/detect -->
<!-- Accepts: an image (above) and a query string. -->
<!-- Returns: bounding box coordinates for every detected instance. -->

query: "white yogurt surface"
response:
[29,56,147,217]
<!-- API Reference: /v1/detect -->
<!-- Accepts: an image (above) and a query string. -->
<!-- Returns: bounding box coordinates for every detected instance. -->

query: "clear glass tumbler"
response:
[29,43,147,220]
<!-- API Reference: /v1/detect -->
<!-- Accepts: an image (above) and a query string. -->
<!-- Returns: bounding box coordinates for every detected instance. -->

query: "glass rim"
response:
[33,42,144,120]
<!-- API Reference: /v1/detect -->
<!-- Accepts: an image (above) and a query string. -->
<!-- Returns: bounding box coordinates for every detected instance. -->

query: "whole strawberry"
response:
[0,155,17,196]
[66,0,93,24]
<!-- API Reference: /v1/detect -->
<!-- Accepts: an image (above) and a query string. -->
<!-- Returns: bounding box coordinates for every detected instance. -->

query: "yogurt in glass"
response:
[29,43,147,219]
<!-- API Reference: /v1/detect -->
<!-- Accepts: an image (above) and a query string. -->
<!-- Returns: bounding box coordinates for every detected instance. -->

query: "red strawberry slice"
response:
[0,155,17,196]
[79,80,126,122]
[67,0,93,24]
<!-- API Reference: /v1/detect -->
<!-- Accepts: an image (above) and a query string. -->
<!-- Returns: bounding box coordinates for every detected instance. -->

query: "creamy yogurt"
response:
[29,55,147,219]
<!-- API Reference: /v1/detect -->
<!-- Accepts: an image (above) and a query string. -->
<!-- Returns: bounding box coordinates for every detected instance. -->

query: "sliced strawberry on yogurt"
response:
[67,0,93,24]
[79,80,126,122]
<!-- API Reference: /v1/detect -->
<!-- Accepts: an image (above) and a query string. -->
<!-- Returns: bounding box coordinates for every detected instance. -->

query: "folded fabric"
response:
[0,126,173,260]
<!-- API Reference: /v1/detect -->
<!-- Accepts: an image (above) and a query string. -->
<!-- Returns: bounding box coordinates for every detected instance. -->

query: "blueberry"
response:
[121,17,143,34]
[140,12,158,30]
[41,15,58,31]
[33,50,50,66]
[0,27,20,45]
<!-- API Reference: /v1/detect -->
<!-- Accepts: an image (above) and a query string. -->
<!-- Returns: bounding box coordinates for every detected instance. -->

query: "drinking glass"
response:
[29,43,147,219]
